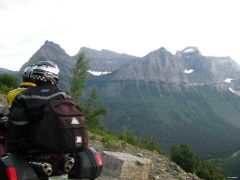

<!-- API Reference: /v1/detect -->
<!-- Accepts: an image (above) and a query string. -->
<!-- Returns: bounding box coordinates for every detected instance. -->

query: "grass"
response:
[89,126,167,156]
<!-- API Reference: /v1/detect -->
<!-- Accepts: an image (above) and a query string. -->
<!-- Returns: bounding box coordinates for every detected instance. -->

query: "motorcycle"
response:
[0,117,103,180]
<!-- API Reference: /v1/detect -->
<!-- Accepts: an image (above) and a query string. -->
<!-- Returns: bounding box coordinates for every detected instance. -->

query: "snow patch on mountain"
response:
[231,150,240,157]
[184,69,194,74]
[224,78,233,83]
[183,48,197,53]
[87,70,111,76]
[229,88,236,94]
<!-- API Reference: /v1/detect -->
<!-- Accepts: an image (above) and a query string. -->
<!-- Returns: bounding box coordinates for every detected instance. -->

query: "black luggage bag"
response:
[69,147,103,179]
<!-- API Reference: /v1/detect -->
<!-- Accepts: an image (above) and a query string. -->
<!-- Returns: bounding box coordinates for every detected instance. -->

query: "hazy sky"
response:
[0,0,240,71]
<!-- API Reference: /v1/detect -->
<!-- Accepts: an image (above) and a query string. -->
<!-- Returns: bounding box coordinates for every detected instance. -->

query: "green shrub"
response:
[171,144,200,173]
[171,144,225,179]
[197,161,225,180]
[89,127,166,156]
[0,73,18,94]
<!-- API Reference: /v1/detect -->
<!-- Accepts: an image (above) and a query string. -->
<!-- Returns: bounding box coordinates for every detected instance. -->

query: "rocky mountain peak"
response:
[175,46,201,58]
[79,47,139,72]
[20,41,72,72]
[19,41,75,90]
[182,46,200,54]
[39,40,66,55]
[79,47,119,58]
[145,47,173,58]
[79,47,138,59]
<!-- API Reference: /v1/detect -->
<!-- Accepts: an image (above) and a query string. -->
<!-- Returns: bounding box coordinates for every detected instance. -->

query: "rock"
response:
[90,137,202,180]
[137,152,144,157]
[101,151,152,180]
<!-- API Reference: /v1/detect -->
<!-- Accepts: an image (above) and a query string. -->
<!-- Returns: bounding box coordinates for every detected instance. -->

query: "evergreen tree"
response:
[171,144,200,173]
[197,161,225,180]
[171,144,225,179]
[70,52,88,105]
[70,52,107,130]
[82,88,107,129]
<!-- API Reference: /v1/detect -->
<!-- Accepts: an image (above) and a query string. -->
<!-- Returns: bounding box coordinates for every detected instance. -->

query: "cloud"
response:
[0,0,30,9]
[1,0,240,71]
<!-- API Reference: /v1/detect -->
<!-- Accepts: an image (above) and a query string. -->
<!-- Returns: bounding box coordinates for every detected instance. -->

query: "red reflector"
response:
[95,154,103,166]
[6,167,17,180]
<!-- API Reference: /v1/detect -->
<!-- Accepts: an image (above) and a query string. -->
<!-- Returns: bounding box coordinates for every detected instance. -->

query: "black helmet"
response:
[22,61,60,85]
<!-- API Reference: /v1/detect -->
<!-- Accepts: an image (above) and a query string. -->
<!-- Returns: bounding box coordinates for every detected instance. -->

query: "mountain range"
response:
[86,46,240,159]
[3,40,240,160]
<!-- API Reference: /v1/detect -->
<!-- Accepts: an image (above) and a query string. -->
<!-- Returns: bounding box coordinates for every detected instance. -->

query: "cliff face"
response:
[112,46,240,90]
[111,47,186,83]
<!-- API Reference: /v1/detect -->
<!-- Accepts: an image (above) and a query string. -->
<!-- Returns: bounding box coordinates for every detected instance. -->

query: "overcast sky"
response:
[0,0,240,71]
